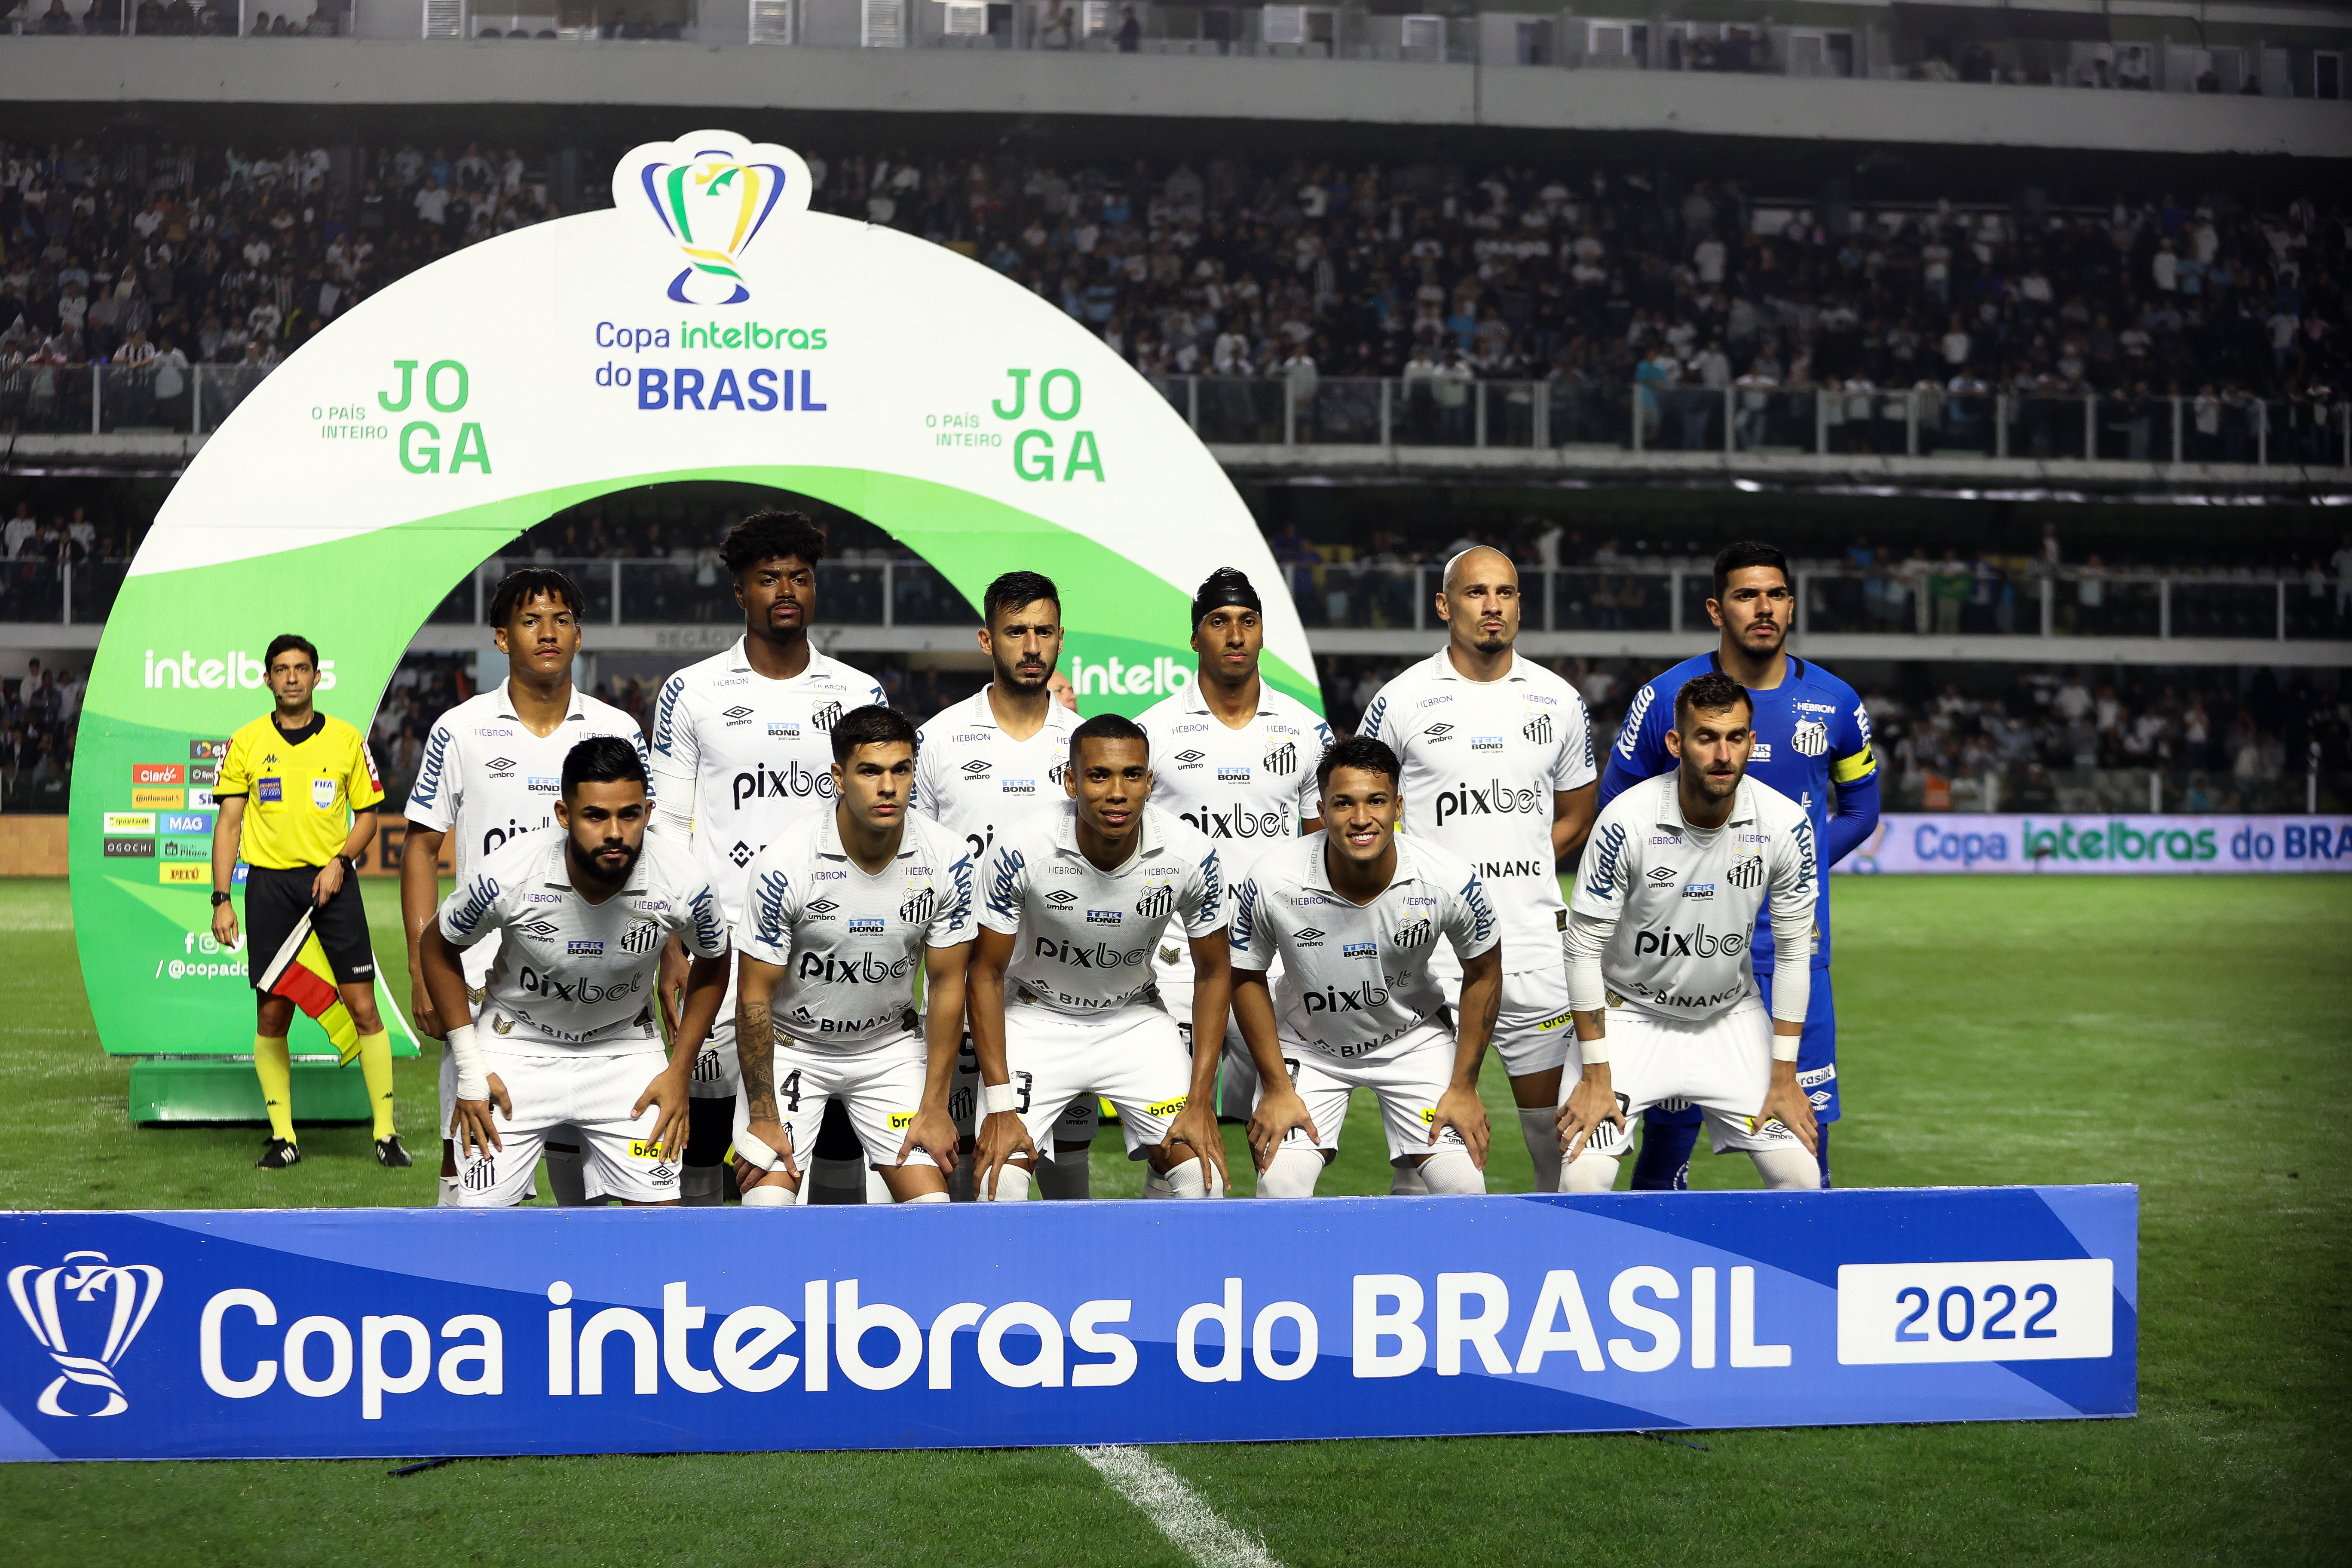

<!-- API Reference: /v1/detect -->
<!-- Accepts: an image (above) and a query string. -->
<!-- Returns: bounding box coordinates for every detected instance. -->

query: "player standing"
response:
[402,567,649,1207]
[1556,673,1821,1193]
[647,511,889,1204]
[1135,568,1330,1148]
[1599,541,1879,1189]
[1359,546,1597,1193]
[968,715,1232,1201]
[729,707,973,1205]
[1238,736,1501,1197]
[421,738,732,1207]
[910,570,1088,1200]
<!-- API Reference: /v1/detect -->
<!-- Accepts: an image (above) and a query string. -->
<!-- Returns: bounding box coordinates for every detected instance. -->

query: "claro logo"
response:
[144,650,337,692]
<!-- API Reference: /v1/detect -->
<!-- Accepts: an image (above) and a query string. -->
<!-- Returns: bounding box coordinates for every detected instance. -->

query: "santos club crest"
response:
[9,1250,162,1417]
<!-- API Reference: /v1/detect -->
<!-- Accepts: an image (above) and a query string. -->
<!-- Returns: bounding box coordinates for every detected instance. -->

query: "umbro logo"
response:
[962,760,992,777]
[806,898,839,916]
[485,756,515,772]
[1295,926,1325,946]
[1175,750,1206,766]
[723,706,755,724]
[729,841,755,867]
[1045,890,1077,907]
[1647,866,1679,884]
[1426,724,1453,741]
[515,918,560,940]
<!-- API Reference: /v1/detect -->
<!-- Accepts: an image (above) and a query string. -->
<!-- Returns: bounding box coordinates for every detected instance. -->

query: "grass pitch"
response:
[0,873,2346,1565]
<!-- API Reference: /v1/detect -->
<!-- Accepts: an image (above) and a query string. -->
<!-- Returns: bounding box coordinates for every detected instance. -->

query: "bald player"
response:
[1357,545,1599,1193]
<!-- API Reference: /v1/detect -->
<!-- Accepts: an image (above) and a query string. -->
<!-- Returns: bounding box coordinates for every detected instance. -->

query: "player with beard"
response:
[1557,674,1822,1193]
[1135,569,1329,1182]
[403,567,649,1208]
[422,738,732,1208]
[910,571,1090,1200]
[648,511,889,1204]
[1359,546,1598,1194]
[968,715,1232,1202]
[1599,542,1879,1189]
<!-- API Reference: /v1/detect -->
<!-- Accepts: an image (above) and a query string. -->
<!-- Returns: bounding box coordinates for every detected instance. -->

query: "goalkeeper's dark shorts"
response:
[244,864,377,989]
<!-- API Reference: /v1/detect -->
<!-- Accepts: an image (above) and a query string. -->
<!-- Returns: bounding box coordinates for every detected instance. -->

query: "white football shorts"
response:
[953,1029,1098,1148]
[687,959,741,1102]
[1001,997,1198,1162]
[735,1029,939,1174]
[1561,997,1801,1160]
[1267,1017,1466,1162]
[451,1049,680,1208]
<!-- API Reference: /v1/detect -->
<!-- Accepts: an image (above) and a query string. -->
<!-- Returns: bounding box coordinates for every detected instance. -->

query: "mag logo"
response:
[619,132,812,307]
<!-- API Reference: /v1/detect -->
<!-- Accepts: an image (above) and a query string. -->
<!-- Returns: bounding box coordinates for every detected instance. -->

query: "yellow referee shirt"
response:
[215,712,385,870]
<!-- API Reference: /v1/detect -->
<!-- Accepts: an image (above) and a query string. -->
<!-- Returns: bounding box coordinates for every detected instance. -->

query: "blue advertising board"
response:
[1,1186,2134,1461]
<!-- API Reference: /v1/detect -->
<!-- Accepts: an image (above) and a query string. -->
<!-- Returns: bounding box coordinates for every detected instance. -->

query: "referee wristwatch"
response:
[210,890,232,908]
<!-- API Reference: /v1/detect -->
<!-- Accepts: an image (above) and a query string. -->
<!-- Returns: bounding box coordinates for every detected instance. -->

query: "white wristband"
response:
[445,1023,489,1102]
[1772,1032,1800,1063]
[981,1081,1018,1117]
[1576,1034,1609,1066]
[735,1127,785,1173]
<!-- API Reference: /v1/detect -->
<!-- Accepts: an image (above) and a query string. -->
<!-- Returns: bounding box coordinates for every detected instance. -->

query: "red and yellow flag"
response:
[256,911,361,1066]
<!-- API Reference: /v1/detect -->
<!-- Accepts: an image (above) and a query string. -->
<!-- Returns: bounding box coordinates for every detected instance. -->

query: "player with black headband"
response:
[910,570,1090,1200]
[1135,568,1329,1178]
[647,510,889,1204]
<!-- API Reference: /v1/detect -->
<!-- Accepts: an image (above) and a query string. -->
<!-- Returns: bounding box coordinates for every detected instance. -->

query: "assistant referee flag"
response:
[256,910,363,1067]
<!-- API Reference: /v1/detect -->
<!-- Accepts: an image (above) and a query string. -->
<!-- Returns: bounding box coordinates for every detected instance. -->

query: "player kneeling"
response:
[1556,672,1821,1193]
[1238,737,1501,1197]
[730,706,973,1205]
[968,715,1232,1201]
[421,738,731,1207]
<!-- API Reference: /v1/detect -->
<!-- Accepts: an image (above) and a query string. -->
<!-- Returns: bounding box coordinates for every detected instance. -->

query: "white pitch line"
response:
[1073,1445,1284,1568]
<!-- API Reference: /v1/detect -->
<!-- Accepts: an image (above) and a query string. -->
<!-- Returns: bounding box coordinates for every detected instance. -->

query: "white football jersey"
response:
[738,809,977,1051]
[978,802,1227,1016]
[910,684,1081,869]
[405,680,650,886]
[1359,648,1596,975]
[647,637,888,924]
[1569,773,1817,1024]
[1230,833,1498,1062]
[438,827,729,1054]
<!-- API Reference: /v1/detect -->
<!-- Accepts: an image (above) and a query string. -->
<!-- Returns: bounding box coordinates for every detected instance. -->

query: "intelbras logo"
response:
[1067,655,1194,701]
[144,650,336,691]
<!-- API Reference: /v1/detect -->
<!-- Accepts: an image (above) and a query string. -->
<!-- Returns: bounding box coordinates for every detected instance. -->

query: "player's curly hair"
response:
[1674,671,1755,728]
[721,509,827,578]
[488,567,585,628]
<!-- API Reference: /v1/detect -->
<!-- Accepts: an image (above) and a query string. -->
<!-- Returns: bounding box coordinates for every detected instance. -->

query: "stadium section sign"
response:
[0,1187,2135,1460]
[1841,815,2352,874]
[65,132,1314,1084]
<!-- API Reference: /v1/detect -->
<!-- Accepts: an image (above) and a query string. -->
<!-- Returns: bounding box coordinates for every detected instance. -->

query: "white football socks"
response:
[1418,1146,1487,1195]
[1257,1146,1323,1198]
[1562,1153,1620,1193]
[984,1163,1033,1201]
[1751,1146,1822,1191]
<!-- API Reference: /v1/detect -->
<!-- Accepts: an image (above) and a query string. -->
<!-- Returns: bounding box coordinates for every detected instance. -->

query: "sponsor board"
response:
[101,814,155,835]
[0,1186,2132,1460]
[1838,814,2352,874]
[157,865,206,885]
[129,789,183,810]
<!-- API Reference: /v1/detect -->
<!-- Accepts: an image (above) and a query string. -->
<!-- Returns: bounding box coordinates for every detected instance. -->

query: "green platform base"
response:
[127,1057,372,1126]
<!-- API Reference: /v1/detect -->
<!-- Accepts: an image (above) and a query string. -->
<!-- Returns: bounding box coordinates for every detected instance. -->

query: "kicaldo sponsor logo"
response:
[142,650,337,692]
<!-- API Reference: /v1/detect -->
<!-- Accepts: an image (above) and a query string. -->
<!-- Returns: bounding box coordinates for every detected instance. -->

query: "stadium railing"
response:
[15,554,2332,643]
[18,368,2346,473]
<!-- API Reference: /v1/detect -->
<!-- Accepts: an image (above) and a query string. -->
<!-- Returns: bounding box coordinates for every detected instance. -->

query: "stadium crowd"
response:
[0,134,2345,431]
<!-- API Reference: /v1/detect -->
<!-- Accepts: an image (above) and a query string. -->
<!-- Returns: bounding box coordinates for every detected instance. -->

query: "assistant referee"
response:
[208,633,409,1171]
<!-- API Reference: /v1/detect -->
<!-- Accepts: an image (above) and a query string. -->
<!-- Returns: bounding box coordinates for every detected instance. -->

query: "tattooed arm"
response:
[731,954,799,1191]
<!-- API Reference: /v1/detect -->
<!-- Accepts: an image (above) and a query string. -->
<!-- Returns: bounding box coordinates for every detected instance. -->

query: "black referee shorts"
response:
[244,864,377,989]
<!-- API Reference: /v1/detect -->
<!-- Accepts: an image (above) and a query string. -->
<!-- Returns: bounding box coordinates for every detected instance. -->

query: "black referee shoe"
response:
[375,1135,413,1169]
[256,1138,301,1170]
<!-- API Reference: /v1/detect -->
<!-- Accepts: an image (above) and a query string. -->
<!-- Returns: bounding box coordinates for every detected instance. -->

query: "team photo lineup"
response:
[212,510,1873,1210]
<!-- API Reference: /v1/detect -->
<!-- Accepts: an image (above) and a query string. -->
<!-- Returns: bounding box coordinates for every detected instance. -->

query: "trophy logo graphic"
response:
[621,132,813,307]
[9,1250,163,1417]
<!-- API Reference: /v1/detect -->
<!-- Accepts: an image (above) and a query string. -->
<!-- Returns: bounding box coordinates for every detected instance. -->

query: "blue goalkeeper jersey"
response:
[1598,652,1878,971]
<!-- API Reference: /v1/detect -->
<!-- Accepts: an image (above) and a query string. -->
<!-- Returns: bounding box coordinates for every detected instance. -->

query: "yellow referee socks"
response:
[356,1030,396,1140]
[254,1035,295,1143]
